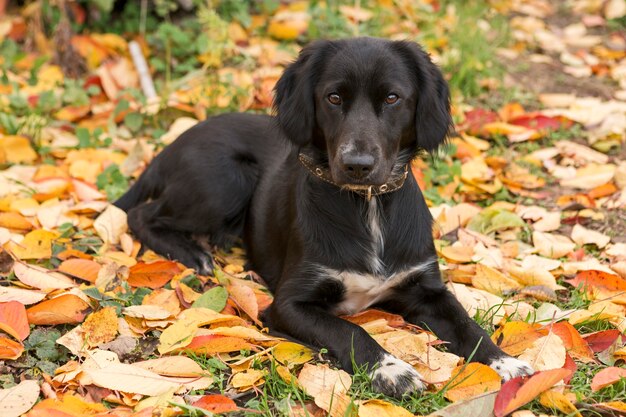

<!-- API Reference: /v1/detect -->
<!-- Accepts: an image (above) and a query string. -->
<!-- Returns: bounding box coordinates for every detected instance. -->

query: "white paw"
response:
[370,354,425,398]
[490,356,534,381]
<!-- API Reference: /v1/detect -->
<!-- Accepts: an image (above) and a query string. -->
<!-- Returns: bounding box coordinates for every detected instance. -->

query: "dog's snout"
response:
[342,154,375,179]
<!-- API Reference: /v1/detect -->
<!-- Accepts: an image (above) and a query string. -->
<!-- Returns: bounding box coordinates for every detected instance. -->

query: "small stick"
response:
[129,40,157,101]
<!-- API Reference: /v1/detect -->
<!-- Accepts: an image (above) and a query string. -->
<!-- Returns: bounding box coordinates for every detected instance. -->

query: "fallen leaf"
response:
[472,264,521,295]
[493,368,572,417]
[547,322,594,362]
[13,261,77,291]
[532,231,576,258]
[93,204,127,245]
[0,379,40,417]
[127,260,181,289]
[58,259,101,283]
[192,286,228,312]
[444,363,501,402]
[591,367,626,391]
[85,362,182,396]
[231,368,265,389]
[539,389,581,417]
[427,391,498,417]
[298,364,352,417]
[228,283,260,323]
[357,399,414,417]
[273,341,314,367]
[6,229,59,260]
[82,307,118,348]
[134,356,205,377]
[0,135,37,164]
[571,224,611,248]
[0,301,29,340]
[0,335,24,360]
[583,330,622,352]
[192,394,238,413]
[566,270,626,293]
[491,321,546,356]
[0,287,46,305]
[26,294,90,325]
[517,333,566,371]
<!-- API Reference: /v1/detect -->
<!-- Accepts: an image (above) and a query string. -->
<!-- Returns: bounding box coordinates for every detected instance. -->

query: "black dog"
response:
[116,37,533,397]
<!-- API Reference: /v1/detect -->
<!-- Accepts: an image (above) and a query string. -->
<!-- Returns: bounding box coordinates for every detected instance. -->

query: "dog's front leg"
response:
[267,296,425,398]
[388,275,534,381]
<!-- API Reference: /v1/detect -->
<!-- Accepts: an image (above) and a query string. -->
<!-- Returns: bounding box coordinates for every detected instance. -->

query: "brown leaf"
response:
[82,307,118,348]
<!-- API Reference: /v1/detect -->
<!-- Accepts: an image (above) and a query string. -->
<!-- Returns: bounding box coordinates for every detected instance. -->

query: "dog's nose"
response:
[342,154,375,179]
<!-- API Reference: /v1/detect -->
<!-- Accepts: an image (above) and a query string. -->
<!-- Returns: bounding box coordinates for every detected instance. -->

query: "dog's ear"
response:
[273,40,334,146]
[394,41,453,153]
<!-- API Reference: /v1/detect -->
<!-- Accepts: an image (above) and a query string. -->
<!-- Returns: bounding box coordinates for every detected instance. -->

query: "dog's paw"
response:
[490,356,534,381]
[370,354,425,398]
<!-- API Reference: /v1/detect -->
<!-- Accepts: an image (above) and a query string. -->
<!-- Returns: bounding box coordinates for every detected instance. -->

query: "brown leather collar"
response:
[298,152,410,200]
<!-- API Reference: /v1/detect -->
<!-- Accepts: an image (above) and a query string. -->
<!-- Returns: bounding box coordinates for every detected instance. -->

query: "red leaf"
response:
[591,367,626,392]
[565,270,626,292]
[494,368,572,417]
[562,354,577,384]
[193,394,238,413]
[462,108,499,136]
[127,260,181,289]
[509,113,572,132]
[0,301,30,340]
[583,330,622,353]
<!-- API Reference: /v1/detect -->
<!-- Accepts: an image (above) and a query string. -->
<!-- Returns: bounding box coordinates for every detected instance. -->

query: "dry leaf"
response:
[571,224,610,248]
[298,363,352,417]
[517,333,566,371]
[93,204,128,245]
[444,363,501,402]
[13,261,77,291]
[0,379,40,417]
[85,362,182,396]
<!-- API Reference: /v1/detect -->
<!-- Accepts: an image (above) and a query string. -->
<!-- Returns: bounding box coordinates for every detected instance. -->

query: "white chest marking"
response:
[366,198,384,274]
[321,258,438,315]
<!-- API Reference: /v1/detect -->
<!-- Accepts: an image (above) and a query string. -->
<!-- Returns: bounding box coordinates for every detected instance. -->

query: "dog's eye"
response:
[385,94,399,105]
[328,93,342,105]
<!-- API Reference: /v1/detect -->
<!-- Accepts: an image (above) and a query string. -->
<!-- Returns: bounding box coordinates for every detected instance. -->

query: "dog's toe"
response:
[490,356,534,381]
[370,354,425,398]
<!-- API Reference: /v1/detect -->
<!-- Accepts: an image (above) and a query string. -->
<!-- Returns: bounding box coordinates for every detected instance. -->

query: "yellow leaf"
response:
[571,224,611,249]
[444,363,501,402]
[440,245,474,263]
[507,265,562,290]
[267,11,310,40]
[273,341,314,367]
[36,65,64,90]
[539,390,581,417]
[231,368,265,389]
[0,135,37,163]
[472,264,521,295]
[560,163,616,189]
[357,399,414,417]
[6,229,58,260]
[82,307,119,348]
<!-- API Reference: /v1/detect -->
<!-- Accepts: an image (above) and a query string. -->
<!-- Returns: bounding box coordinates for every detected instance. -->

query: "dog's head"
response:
[274,37,452,187]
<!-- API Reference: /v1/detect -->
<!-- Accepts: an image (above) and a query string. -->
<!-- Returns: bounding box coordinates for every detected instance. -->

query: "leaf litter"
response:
[0,0,625,416]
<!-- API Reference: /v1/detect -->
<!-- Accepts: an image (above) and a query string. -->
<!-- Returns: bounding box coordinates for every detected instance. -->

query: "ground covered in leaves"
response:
[0,0,626,416]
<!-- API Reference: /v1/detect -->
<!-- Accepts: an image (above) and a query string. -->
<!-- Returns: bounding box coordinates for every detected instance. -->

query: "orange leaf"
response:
[547,322,594,362]
[494,368,572,417]
[591,367,626,392]
[54,105,90,122]
[26,294,90,325]
[181,334,254,354]
[444,363,501,402]
[566,270,626,293]
[491,321,547,356]
[0,212,34,231]
[588,182,618,199]
[127,261,181,288]
[0,335,24,359]
[82,307,118,348]
[0,301,29,340]
[344,309,405,327]
[192,394,238,413]
[58,259,101,283]
[228,284,259,323]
